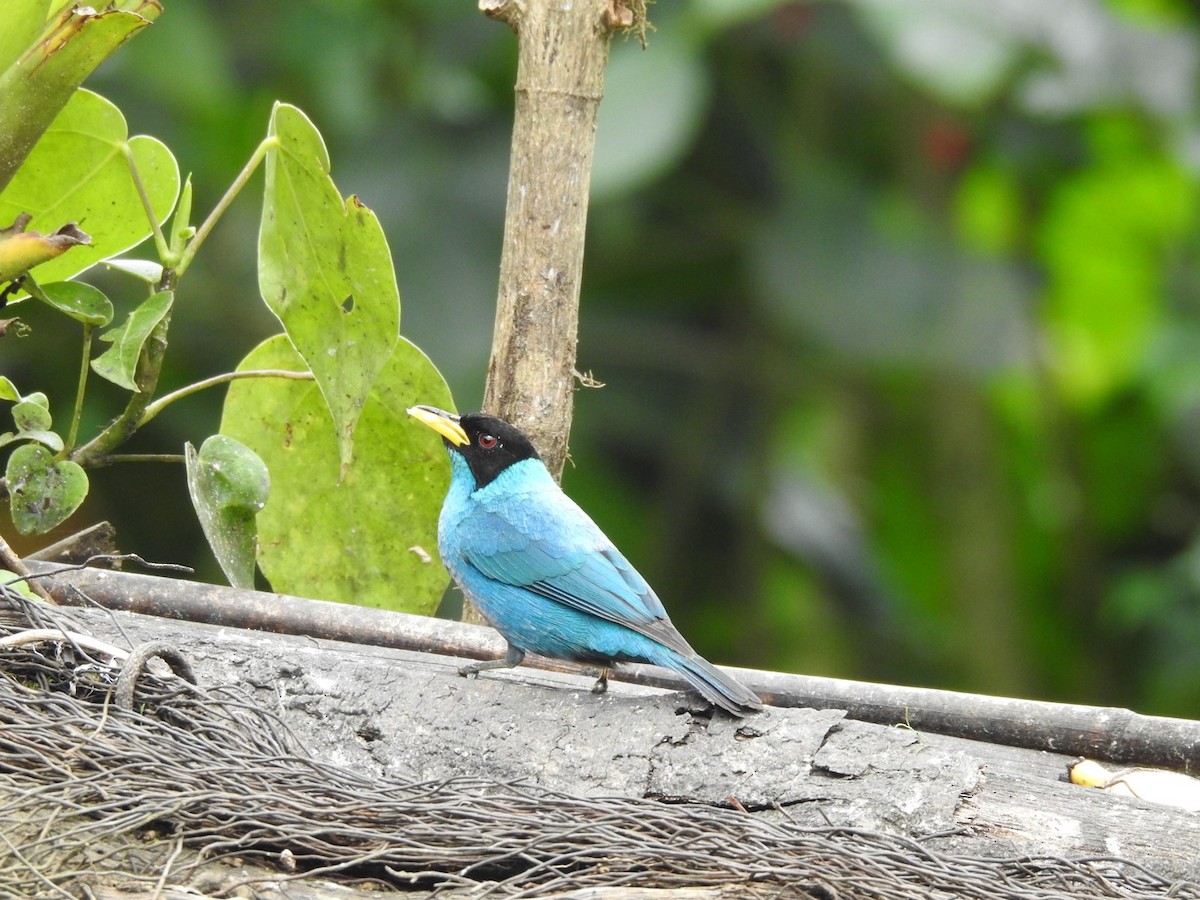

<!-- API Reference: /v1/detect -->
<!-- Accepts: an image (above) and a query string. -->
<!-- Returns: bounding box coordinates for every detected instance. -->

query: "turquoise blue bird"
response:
[408,405,762,717]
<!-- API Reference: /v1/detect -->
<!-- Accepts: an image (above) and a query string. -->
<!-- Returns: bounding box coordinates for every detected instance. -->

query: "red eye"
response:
[478,433,498,449]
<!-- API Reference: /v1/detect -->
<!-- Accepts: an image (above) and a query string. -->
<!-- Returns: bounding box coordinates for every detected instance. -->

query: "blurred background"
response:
[5,0,1200,716]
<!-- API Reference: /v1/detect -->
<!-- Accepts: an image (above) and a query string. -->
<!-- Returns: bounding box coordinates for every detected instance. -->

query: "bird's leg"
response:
[459,644,525,678]
[591,667,610,694]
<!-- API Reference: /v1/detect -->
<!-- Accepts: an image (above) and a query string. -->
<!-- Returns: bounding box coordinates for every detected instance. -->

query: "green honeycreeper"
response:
[408,405,763,717]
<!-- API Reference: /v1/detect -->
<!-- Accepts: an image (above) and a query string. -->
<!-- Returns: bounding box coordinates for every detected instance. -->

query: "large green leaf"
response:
[258,103,400,475]
[186,435,270,590]
[220,334,452,614]
[0,88,179,286]
[91,290,173,391]
[0,2,162,192]
[5,443,87,535]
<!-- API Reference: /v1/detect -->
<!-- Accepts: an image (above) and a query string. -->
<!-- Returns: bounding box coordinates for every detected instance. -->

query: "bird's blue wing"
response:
[456,480,672,635]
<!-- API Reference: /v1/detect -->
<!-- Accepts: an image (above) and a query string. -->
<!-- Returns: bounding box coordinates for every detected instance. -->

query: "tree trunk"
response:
[480,0,634,478]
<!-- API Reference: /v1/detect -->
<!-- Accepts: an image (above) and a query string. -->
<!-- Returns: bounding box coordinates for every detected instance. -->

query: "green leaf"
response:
[5,442,87,534]
[0,430,63,453]
[0,88,179,286]
[11,398,51,433]
[168,174,193,260]
[220,334,452,614]
[0,377,18,402]
[0,1,53,77]
[186,434,269,590]
[30,280,113,326]
[0,2,161,191]
[102,257,164,283]
[259,103,400,475]
[691,0,794,31]
[91,290,173,390]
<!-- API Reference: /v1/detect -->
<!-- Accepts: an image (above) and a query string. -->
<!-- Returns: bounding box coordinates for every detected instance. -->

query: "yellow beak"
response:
[407,405,469,446]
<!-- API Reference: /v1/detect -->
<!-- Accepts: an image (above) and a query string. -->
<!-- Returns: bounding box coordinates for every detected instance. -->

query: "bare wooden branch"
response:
[25,520,119,565]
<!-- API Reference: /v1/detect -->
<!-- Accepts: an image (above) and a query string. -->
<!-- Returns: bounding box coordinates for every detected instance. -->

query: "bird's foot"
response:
[458,645,526,679]
[591,667,610,694]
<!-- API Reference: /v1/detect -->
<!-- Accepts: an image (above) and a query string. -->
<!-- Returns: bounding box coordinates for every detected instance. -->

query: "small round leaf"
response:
[5,443,88,535]
[11,398,51,433]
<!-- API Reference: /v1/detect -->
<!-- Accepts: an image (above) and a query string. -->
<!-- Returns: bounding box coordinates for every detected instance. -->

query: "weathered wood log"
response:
[26,575,1199,883]
[37,564,1200,772]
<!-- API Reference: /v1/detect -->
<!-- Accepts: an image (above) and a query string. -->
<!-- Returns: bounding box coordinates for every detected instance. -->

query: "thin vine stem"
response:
[176,136,279,278]
[121,143,170,263]
[64,324,93,455]
[137,368,314,428]
[86,453,186,467]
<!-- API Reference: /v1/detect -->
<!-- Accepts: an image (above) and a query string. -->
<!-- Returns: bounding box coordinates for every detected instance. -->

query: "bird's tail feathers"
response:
[667,651,763,717]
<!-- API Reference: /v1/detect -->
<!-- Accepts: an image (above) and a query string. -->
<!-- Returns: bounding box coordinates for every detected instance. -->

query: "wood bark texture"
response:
[480,0,624,478]
[55,601,1200,884]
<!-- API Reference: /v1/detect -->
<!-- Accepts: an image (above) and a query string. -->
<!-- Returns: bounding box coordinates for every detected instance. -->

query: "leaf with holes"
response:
[91,290,172,390]
[186,434,269,590]
[258,103,399,476]
[6,443,87,534]
[220,334,451,613]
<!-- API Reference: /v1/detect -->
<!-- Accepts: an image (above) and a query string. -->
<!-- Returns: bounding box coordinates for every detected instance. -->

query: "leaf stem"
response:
[176,136,279,279]
[137,368,314,427]
[121,143,171,262]
[86,453,186,467]
[64,324,93,455]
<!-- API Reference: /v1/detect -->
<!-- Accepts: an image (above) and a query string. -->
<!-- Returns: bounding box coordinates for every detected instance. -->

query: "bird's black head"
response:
[408,406,542,490]
[454,413,541,489]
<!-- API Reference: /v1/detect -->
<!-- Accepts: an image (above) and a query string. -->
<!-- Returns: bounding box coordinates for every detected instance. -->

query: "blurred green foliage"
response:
[6,0,1200,716]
